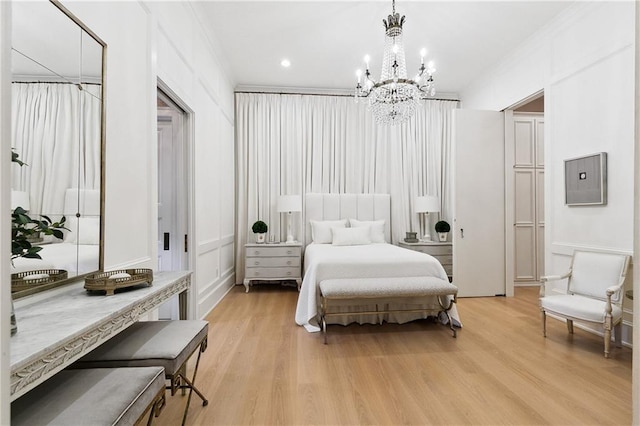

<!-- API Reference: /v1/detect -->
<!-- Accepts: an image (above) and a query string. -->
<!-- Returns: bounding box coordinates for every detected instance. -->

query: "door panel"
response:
[453,109,505,297]
[514,119,534,167]
[514,169,535,282]
[157,117,175,272]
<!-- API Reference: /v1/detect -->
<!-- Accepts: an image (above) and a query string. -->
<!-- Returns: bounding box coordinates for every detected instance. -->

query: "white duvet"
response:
[295,243,461,332]
[11,243,99,277]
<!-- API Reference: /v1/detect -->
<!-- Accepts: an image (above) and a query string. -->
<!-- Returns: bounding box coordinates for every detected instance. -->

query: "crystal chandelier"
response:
[355,0,436,125]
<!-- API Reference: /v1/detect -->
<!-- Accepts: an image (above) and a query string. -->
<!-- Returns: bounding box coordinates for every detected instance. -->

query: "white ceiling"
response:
[200,1,574,96]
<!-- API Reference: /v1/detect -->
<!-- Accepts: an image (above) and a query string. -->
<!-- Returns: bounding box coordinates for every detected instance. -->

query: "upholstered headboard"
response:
[304,193,391,246]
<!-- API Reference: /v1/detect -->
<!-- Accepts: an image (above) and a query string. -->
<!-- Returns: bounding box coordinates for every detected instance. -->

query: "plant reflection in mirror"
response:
[11,150,68,263]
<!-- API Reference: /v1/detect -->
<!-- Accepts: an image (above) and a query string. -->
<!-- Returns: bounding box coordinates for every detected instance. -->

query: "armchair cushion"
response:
[540,294,623,324]
[570,251,627,303]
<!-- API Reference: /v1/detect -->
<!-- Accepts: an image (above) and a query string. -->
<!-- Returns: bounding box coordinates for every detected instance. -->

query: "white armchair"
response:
[539,250,630,358]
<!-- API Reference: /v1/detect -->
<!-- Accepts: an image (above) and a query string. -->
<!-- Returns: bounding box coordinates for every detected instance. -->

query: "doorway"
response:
[157,88,189,319]
[505,93,545,292]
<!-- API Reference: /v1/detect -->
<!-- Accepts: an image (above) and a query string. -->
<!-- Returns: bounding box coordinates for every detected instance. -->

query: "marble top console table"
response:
[10,270,191,401]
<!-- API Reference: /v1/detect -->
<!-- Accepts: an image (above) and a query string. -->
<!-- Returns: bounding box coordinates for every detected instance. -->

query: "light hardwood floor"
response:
[155,285,632,425]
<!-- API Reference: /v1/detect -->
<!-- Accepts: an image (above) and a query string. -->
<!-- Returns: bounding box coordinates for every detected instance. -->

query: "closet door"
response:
[453,109,505,297]
[513,115,544,284]
[513,117,536,282]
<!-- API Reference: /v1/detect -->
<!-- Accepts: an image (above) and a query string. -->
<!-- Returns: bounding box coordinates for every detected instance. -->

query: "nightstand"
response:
[398,241,453,279]
[243,243,302,292]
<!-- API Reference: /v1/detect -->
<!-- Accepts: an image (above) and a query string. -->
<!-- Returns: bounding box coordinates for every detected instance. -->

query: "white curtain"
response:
[11,82,102,217]
[235,92,458,282]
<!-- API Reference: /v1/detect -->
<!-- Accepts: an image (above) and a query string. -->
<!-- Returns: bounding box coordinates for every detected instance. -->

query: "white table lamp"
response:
[277,195,302,244]
[415,196,440,242]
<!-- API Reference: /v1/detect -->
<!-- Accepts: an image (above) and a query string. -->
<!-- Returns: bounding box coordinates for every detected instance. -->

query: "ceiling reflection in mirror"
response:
[10,0,105,297]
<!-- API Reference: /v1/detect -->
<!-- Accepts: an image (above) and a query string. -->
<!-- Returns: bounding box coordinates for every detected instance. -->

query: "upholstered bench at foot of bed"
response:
[11,367,166,426]
[319,277,458,344]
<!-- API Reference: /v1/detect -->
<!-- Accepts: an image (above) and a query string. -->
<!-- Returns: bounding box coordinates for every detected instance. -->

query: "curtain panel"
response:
[11,82,101,217]
[235,92,458,282]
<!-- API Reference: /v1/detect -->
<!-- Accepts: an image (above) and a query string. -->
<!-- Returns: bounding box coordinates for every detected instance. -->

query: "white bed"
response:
[295,193,461,332]
[11,188,100,278]
[11,243,99,276]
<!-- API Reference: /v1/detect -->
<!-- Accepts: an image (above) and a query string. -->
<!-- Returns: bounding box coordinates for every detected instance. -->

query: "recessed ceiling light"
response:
[281,59,291,68]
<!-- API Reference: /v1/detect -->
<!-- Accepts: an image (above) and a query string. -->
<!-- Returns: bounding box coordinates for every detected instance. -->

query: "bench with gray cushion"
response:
[73,320,209,426]
[11,367,165,426]
[319,276,458,343]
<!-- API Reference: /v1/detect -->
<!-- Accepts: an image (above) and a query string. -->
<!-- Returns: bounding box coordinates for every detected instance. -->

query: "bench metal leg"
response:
[179,339,209,426]
[437,294,458,338]
[322,317,328,345]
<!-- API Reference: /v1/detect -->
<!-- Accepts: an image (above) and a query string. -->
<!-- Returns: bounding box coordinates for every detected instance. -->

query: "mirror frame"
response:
[12,0,106,298]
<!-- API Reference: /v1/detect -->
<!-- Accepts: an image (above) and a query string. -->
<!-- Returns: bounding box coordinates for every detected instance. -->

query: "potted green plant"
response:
[435,220,450,242]
[252,220,268,243]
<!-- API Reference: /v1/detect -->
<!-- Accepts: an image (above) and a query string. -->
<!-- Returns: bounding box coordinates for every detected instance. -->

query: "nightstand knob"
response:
[286,260,291,265]
[254,261,260,266]
[286,272,291,276]
[254,251,260,255]
[286,250,292,255]
[255,272,260,276]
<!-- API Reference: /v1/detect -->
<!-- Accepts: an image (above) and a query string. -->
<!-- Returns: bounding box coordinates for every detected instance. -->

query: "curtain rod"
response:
[12,81,100,85]
[235,90,459,102]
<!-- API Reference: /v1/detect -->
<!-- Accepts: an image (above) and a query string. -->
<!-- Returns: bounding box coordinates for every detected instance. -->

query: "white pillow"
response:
[78,217,100,245]
[67,217,100,245]
[349,218,386,243]
[310,219,348,244]
[331,226,371,246]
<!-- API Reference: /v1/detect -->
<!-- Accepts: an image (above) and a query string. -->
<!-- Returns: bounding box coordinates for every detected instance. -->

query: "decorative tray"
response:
[11,269,68,292]
[84,268,153,296]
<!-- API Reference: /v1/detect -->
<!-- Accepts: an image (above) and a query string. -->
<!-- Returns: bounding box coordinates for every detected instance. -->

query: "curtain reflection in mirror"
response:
[11,82,101,277]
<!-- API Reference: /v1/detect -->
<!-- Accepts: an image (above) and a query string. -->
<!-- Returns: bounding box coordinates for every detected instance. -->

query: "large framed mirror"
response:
[10,0,105,298]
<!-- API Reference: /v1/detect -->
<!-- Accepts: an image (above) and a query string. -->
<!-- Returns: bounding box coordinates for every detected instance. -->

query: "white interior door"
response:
[453,109,506,297]
[157,114,177,272]
[157,92,187,320]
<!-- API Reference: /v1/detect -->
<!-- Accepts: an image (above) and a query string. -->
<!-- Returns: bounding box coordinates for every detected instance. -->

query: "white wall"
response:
[55,1,236,318]
[461,1,636,337]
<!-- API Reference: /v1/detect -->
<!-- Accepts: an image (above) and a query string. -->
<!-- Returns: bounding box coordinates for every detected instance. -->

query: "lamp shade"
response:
[415,196,440,213]
[277,195,302,213]
[11,190,30,211]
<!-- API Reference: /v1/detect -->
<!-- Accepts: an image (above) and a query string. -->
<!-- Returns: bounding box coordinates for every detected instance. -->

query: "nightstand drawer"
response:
[413,245,452,255]
[433,255,452,264]
[246,257,300,268]
[244,267,300,279]
[442,264,453,276]
[246,246,302,257]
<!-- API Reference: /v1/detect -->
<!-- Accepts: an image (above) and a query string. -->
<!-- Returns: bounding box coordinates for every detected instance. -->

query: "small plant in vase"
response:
[435,220,450,242]
[252,220,268,244]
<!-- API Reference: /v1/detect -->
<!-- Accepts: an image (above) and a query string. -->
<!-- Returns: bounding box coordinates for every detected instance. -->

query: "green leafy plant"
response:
[251,220,268,234]
[11,150,68,262]
[435,220,450,233]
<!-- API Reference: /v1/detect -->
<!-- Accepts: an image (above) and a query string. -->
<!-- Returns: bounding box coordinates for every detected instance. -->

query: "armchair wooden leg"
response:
[604,316,612,358]
[541,310,546,337]
[566,319,574,334]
